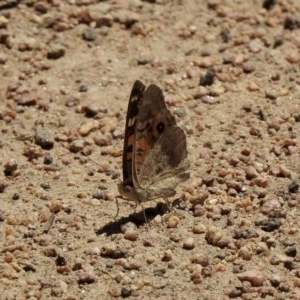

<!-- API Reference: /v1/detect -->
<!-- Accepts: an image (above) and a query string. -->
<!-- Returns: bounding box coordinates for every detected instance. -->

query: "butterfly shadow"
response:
[95,202,170,236]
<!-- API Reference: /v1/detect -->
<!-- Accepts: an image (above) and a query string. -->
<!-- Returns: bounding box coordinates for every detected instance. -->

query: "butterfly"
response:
[117,80,190,207]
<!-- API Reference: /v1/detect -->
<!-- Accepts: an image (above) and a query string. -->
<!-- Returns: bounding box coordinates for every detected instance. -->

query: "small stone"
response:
[4,159,18,176]
[112,10,139,27]
[199,68,216,86]
[191,270,203,284]
[41,182,51,190]
[194,57,215,68]
[193,204,206,217]
[35,125,54,149]
[79,121,98,136]
[161,249,172,262]
[43,152,53,164]
[242,61,255,73]
[238,245,254,260]
[190,254,209,266]
[260,198,281,217]
[5,252,14,263]
[256,218,281,232]
[97,160,110,173]
[93,132,112,147]
[288,181,299,193]
[82,28,98,41]
[0,52,7,64]
[248,40,262,53]
[237,269,266,287]
[101,243,127,259]
[286,51,300,64]
[69,140,84,153]
[88,247,101,256]
[15,93,37,106]
[49,201,62,213]
[183,237,195,250]
[124,230,138,241]
[77,271,96,284]
[245,166,258,179]
[167,215,180,228]
[47,44,65,60]
[233,228,258,239]
[121,222,137,233]
[192,223,207,234]
[0,16,8,28]
[34,1,50,13]
[121,287,131,298]
[205,226,222,246]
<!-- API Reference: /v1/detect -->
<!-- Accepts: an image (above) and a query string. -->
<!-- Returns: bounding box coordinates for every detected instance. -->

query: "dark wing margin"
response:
[122,80,145,185]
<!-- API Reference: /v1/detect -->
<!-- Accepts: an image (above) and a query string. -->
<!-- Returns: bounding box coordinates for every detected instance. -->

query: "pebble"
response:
[35,125,54,149]
[124,230,139,241]
[121,222,137,234]
[49,201,62,213]
[190,253,209,266]
[193,56,215,68]
[245,166,259,179]
[260,198,281,217]
[192,223,207,234]
[256,217,281,232]
[242,61,255,73]
[82,28,98,41]
[167,215,180,228]
[101,243,127,259]
[248,39,262,53]
[112,10,139,27]
[79,121,98,136]
[92,132,112,146]
[237,269,266,287]
[233,228,258,239]
[286,51,300,64]
[161,249,173,262]
[43,152,53,164]
[183,237,195,250]
[4,159,18,176]
[191,270,203,284]
[205,226,223,246]
[0,52,7,64]
[121,287,131,298]
[69,140,84,153]
[15,93,37,106]
[77,271,96,284]
[238,245,254,260]
[0,16,8,28]
[47,44,65,60]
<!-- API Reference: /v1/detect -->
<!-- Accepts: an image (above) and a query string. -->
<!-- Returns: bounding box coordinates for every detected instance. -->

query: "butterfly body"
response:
[118,80,190,203]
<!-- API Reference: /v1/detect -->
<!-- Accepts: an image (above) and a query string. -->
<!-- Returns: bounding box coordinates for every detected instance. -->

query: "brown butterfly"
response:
[117,80,190,208]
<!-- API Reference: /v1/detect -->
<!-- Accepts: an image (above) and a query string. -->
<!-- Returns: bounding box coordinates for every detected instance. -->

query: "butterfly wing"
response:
[132,84,190,201]
[121,80,145,186]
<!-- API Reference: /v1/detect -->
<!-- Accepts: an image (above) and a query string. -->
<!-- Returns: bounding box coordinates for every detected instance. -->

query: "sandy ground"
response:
[1,0,300,299]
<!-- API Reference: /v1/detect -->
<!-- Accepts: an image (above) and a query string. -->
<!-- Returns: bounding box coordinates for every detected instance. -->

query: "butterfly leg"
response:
[139,202,149,226]
[113,195,122,220]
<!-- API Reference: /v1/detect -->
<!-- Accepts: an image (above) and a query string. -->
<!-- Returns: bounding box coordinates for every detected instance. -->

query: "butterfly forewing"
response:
[122,80,145,186]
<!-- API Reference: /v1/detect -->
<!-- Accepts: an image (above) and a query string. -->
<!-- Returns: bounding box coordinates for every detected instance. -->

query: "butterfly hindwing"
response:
[132,84,190,199]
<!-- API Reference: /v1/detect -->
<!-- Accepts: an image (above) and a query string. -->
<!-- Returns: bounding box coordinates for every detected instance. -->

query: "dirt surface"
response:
[1,0,300,299]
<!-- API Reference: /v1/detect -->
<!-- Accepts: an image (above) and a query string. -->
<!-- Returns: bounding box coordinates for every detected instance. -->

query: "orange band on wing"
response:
[126,134,135,160]
[135,137,151,164]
